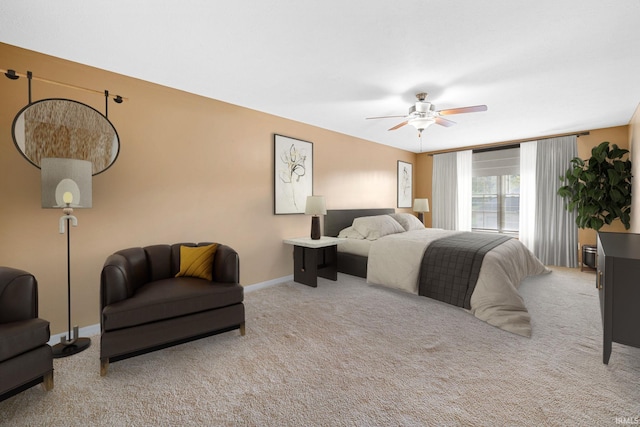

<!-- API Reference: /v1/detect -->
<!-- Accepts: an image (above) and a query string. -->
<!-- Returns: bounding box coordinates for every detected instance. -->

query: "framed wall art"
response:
[274,134,313,214]
[397,160,412,208]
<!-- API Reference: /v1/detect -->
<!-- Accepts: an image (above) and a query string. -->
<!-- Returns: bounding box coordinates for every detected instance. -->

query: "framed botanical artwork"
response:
[274,134,313,214]
[397,160,412,208]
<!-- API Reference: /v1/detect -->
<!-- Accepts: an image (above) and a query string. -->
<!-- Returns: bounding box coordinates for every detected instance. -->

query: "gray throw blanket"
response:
[419,232,512,309]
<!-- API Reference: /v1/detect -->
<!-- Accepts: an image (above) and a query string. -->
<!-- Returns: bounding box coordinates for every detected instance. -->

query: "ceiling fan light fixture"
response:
[408,117,435,132]
[367,92,486,138]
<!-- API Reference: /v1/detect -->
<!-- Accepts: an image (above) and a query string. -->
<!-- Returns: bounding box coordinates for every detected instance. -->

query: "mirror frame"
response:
[12,98,120,176]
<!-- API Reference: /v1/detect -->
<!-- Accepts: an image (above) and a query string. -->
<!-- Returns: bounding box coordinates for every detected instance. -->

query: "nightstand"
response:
[581,244,597,272]
[283,236,343,287]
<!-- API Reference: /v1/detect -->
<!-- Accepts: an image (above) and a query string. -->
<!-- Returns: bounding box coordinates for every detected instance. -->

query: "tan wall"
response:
[629,103,640,233]
[414,153,433,227]
[0,43,416,334]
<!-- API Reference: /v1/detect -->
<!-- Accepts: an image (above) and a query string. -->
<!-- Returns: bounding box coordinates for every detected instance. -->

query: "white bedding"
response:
[337,238,372,257]
[366,229,549,337]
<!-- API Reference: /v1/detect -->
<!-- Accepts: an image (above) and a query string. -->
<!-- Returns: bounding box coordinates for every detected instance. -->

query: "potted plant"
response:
[558,141,632,231]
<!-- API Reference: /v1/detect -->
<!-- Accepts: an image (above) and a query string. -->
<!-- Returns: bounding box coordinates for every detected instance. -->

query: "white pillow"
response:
[337,226,365,240]
[352,215,405,240]
[390,213,425,231]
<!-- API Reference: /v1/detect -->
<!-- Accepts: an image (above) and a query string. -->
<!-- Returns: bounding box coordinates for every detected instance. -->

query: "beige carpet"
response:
[2,267,639,426]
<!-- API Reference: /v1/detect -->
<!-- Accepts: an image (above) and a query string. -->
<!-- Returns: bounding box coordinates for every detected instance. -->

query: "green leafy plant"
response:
[558,141,632,230]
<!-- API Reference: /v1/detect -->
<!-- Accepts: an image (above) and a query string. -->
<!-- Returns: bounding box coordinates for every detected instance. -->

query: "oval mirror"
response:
[12,98,120,175]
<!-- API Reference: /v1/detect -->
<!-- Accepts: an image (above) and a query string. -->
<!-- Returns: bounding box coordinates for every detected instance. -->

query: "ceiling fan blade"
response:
[366,115,407,120]
[438,105,488,115]
[388,121,408,131]
[435,117,456,127]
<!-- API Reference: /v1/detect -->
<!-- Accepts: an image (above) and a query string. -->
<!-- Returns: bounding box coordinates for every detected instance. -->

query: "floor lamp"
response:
[41,158,92,358]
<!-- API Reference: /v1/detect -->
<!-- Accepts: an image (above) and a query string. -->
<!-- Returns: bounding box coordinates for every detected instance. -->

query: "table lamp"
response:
[305,196,326,240]
[413,198,430,224]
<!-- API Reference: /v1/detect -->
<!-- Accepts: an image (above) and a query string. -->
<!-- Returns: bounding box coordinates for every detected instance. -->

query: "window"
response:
[471,148,520,235]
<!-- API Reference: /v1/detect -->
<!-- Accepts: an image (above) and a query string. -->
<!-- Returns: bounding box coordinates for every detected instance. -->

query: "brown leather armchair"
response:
[0,267,53,402]
[100,242,245,375]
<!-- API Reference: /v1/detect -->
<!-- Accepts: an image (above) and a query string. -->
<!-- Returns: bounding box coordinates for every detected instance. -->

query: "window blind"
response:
[472,147,520,177]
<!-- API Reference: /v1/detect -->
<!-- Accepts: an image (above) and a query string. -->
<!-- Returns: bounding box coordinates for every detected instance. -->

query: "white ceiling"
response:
[1,1,639,153]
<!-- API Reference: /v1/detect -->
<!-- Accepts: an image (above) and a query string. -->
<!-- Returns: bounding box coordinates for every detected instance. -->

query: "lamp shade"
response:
[413,198,430,213]
[41,158,92,208]
[305,196,327,216]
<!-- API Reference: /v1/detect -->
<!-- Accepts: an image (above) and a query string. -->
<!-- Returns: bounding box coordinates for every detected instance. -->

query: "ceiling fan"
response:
[366,92,487,137]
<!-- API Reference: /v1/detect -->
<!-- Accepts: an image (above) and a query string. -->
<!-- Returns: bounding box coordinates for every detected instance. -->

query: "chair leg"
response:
[100,359,109,377]
[240,322,246,336]
[42,371,54,391]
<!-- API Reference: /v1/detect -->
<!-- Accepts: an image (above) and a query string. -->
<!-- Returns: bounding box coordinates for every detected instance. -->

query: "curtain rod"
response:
[2,68,128,102]
[425,130,590,156]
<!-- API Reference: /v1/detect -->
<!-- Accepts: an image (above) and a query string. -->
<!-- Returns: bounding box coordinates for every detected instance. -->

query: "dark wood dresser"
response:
[596,232,640,364]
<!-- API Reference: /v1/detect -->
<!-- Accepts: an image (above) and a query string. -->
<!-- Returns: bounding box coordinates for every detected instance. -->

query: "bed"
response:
[324,209,549,336]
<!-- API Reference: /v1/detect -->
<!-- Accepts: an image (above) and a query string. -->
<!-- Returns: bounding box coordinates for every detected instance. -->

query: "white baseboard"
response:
[47,275,293,344]
[244,275,292,293]
[48,323,101,345]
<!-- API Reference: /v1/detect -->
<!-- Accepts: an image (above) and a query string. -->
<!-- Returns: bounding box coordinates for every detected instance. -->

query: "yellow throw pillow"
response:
[175,244,218,281]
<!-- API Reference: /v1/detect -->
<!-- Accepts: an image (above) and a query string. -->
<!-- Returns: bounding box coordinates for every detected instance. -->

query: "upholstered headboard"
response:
[324,208,395,237]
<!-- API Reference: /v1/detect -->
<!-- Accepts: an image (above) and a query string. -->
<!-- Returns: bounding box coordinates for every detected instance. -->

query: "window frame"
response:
[472,174,519,236]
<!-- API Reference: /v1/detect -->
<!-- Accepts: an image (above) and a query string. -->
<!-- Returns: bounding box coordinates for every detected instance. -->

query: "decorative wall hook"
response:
[4,69,19,80]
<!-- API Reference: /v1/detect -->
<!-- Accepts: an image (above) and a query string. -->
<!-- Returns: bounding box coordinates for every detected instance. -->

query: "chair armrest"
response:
[101,246,149,310]
[100,254,132,309]
[0,318,50,362]
[0,267,37,323]
[213,245,240,284]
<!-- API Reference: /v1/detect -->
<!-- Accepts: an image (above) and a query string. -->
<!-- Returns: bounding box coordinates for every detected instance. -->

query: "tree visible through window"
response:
[472,175,519,234]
